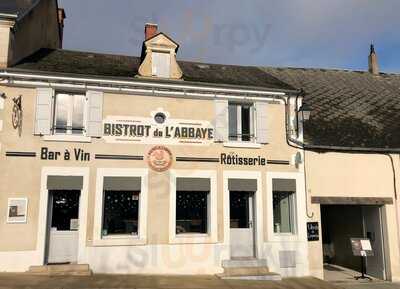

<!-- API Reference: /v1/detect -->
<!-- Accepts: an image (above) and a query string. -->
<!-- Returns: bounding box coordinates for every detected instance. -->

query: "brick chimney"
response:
[57,8,66,48]
[368,44,379,75]
[145,23,158,41]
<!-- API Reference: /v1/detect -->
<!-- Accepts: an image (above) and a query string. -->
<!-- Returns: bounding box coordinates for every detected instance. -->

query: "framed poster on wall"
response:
[6,198,28,223]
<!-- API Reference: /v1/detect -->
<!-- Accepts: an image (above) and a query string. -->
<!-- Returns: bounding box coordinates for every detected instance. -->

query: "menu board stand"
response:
[350,238,374,281]
[354,253,372,281]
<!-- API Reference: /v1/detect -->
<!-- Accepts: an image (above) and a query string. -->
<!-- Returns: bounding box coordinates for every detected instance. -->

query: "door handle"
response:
[248,220,253,228]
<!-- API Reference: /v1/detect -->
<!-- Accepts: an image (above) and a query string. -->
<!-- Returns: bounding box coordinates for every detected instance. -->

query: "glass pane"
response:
[228,103,238,141]
[273,191,294,233]
[72,94,85,135]
[55,94,69,134]
[230,191,251,228]
[102,191,139,236]
[176,191,208,234]
[51,190,80,231]
[241,105,251,141]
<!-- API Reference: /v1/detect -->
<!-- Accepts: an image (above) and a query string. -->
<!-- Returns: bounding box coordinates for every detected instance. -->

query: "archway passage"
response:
[321,205,387,281]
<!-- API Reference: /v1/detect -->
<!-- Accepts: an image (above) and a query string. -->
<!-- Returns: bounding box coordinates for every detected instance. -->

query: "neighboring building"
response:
[263,65,400,280]
[0,0,399,281]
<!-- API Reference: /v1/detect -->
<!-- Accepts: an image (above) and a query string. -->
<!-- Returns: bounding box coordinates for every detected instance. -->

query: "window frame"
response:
[93,168,148,246]
[228,102,256,143]
[52,92,88,136]
[272,189,296,234]
[102,190,141,238]
[169,170,218,244]
[266,172,306,243]
[151,51,171,78]
[176,190,210,235]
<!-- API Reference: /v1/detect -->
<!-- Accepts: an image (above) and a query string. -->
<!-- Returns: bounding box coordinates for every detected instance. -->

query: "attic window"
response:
[152,52,170,78]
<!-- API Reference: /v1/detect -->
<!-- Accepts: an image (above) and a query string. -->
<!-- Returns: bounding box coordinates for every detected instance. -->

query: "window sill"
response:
[170,233,217,244]
[43,135,92,143]
[92,236,146,247]
[223,142,262,149]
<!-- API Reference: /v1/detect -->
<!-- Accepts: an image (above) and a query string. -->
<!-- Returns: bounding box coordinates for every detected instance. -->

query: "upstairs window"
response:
[53,93,86,135]
[152,52,170,78]
[228,102,254,142]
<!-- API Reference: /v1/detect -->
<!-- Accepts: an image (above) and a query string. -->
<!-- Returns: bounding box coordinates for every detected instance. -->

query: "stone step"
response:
[222,258,268,268]
[28,264,92,276]
[222,266,270,276]
[220,272,282,281]
[219,259,281,281]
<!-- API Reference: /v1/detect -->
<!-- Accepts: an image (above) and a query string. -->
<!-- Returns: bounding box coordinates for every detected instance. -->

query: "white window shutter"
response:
[34,87,53,135]
[214,99,228,142]
[255,102,269,144]
[86,90,103,137]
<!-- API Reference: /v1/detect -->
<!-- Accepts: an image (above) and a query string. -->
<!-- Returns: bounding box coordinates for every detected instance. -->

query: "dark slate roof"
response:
[0,0,38,17]
[12,48,296,91]
[261,67,400,149]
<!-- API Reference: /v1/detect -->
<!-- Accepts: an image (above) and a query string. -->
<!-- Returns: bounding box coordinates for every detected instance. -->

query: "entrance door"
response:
[230,191,255,258]
[363,206,386,280]
[46,190,80,264]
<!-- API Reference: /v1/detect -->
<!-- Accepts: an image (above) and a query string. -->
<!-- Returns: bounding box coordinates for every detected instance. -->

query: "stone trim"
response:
[311,196,393,205]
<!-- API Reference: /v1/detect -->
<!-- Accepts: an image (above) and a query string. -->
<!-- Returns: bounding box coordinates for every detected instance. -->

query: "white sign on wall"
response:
[7,198,28,223]
[103,109,214,145]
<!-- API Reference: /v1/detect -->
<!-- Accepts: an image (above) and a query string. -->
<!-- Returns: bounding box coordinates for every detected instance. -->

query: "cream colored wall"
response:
[0,85,299,253]
[305,151,400,280]
[0,23,11,68]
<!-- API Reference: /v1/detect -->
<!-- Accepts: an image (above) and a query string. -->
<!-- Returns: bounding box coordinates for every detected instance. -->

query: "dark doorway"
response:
[321,205,386,280]
[46,190,81,264]
[50,190,80,231]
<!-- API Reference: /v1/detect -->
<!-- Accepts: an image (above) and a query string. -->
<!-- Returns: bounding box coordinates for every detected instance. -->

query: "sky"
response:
[58,0,400,73]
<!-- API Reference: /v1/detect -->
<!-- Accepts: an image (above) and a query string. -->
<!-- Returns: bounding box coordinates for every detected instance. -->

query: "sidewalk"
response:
[0,273,340,289]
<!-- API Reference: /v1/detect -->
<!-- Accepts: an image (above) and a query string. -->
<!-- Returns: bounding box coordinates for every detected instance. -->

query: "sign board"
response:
[7,198,28,223]
[147,146,173,172]
[103,110,214,145]
[351,238,374,257]
[307,222,319,241]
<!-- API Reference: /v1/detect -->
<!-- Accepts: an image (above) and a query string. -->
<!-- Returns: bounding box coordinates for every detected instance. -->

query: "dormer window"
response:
[152,52,170,78]
[138,24,182,80]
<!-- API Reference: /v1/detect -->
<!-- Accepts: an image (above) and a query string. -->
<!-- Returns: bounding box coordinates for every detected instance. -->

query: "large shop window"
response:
[53,92,86,135]
[176,178,210,234]
[272,179,296,234]
[228,102,254,142]
[102,177,141,237]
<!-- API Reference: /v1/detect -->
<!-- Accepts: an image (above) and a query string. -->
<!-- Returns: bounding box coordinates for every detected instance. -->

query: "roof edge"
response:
[2,67,299,95]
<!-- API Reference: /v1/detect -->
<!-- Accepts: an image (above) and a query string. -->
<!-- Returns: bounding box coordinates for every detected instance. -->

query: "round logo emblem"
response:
[147,146,173,172]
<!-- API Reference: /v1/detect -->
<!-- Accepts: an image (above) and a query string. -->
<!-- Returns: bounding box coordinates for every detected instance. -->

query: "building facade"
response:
[1,0,400,281]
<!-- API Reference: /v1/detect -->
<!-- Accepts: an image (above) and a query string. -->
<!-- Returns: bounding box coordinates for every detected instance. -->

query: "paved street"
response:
[333,281,400,289]
[1,273,400,289]
[0,274,338,289]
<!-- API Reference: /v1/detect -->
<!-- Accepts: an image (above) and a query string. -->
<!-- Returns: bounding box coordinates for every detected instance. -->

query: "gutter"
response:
[0,13,18,20]
[0,70,297,100]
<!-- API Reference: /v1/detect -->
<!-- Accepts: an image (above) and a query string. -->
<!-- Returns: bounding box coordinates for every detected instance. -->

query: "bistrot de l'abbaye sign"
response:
[103,109,214,145]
